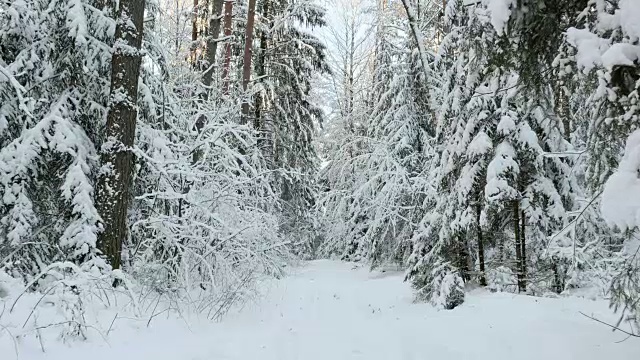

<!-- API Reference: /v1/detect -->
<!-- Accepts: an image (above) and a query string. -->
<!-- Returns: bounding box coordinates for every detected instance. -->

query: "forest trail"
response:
[13,260,640,360]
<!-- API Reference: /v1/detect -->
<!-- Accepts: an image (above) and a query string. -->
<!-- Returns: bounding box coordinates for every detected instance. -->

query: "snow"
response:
[567,0,640,71]
[517,121,541,151]
[468,131,492,156]
[566,27,640,71]
[485,141,519,201]
[602,129,640,231]
[2,260,638,360]
[66,0,88,45]
[620,0,640,40]
[497,114,515,134]
[602,43,640,69]
[566,28,609,72]
[482,0,516,36]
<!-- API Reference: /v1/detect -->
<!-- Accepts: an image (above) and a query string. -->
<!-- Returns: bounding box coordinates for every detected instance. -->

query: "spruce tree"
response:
[250,0,330,252]
[0,0,117,276]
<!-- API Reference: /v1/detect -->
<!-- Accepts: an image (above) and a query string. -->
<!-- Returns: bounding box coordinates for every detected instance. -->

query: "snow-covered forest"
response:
[1,0,639,358]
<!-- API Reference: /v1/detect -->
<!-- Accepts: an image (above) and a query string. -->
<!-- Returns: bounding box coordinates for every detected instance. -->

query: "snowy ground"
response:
[3,260,639,360]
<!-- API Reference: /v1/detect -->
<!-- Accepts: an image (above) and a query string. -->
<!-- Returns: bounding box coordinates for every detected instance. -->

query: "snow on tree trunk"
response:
[399,0,431,84]
[476,203,487,286]
[253,0,269,132]
[222,0,234,95]
[95,0,146,270]
[202,0,225,90]
[191,0,200,65]
[241,0,257,122]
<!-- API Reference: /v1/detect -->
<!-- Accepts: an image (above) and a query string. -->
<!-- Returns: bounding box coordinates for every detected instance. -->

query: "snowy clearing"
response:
[3,260,638,360]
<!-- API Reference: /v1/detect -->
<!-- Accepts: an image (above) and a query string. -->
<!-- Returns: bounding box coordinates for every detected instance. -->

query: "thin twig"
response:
[0,323,19,360]
[106,313,118,337]
[147,308,170,327]
[579,312,640,338]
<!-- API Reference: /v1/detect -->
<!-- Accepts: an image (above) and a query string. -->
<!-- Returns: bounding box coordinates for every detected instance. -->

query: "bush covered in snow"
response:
[412,261,465,310]
[0,0,321,343]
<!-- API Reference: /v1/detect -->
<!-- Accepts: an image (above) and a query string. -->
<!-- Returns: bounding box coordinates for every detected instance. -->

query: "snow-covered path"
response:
[11,260,640,360]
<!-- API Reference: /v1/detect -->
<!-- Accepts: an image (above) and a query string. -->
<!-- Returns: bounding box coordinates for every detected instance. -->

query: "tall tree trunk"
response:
[344,6,357,162]
[222,0,234,95]
[202,0,225,90]
[554,85,571,141]
[194,0,225,163]
[191,0,200,65]
[440,0,448,39]
[476,204,487,286]
[253,0,270,131]
[457,235,471,282]
[95,0,146,270]
[345,10,355,120]
[552,262,563,294]
[174,0,181,58]
[372,0,387,90]
[520,209,527,291]
[241,0,257,123]
[399,0,430,82]
[513,199,524,292]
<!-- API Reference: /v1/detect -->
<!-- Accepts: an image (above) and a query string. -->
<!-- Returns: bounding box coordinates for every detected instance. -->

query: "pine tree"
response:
[95,0,147,270]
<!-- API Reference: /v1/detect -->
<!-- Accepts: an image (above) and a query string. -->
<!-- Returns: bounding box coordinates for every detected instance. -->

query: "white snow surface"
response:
[2,260,639,360]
